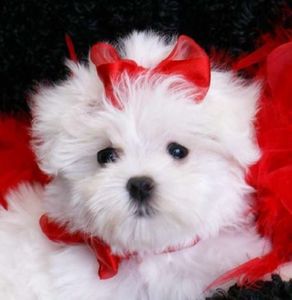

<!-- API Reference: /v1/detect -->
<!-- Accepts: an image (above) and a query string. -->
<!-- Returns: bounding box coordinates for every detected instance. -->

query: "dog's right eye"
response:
[167,142,189,160]
[97,148,119,165]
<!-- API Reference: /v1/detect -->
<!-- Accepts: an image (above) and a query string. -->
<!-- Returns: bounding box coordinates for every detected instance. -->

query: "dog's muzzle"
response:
[126,176,155,216]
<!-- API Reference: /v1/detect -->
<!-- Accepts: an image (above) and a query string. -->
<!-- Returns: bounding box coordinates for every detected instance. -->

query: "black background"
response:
[1,0,290,114]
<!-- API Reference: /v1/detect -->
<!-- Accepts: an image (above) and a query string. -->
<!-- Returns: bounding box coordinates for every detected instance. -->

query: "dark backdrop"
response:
[0,0,290,114]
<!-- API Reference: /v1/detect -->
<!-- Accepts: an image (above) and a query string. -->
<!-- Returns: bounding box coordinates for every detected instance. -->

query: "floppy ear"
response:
[31,62,102,175]
[203,72,261,167]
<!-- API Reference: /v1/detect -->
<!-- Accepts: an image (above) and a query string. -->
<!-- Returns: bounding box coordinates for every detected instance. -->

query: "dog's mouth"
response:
[133,203,157,217]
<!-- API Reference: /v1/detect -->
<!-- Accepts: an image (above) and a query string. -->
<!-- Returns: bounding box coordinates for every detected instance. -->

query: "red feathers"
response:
[0,116,48,209]
[212,31,292,286]
[245,39,292,283]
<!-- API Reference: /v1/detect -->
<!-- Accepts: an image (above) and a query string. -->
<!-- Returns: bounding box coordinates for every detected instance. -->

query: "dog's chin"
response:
[92,211,199,255]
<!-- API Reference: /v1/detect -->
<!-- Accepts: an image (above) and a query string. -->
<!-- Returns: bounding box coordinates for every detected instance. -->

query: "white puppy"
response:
[0,31,269,300]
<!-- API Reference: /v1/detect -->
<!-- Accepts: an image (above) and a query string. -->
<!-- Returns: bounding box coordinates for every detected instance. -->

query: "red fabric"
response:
[90,35,210,107]
[40,214,121,279]
[40,214,200,279]
[40,215,199,279]
[0,116,48,208]
[65,34,78,63]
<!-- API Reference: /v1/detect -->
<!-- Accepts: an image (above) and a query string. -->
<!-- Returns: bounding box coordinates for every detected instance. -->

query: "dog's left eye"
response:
[167,142,189,159]
[97,147,119,165]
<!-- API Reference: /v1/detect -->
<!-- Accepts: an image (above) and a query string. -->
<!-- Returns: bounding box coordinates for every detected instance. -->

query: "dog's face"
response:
[32,33,259,254]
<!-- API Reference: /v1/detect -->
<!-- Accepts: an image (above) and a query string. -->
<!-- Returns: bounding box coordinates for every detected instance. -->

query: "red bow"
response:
[40,214,200,280]
[90,35,210,107]
[40,214,122,279]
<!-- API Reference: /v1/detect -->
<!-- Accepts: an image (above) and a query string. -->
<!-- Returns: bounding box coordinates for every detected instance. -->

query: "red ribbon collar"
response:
[90,35,210,107]
[40,214,200,280]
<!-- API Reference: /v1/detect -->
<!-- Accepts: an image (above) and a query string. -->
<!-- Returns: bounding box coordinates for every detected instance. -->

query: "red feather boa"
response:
[0,116,48,208]
[212,30,292,286]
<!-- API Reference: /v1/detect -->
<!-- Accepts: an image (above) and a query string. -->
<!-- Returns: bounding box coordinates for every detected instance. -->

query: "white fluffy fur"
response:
[0,31,270,299]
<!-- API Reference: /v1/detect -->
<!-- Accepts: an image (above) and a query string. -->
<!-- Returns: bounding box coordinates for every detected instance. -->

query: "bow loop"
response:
[89,237,121,279]
[90,42,121,66]
[90,42,144,107]
[155,35,210,100]
[162,35,207,62]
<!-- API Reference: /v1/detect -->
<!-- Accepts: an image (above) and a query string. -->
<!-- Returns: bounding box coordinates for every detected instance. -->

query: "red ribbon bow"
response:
[40,214,201,280]
[90,35,210,107]
[40,214,122,280]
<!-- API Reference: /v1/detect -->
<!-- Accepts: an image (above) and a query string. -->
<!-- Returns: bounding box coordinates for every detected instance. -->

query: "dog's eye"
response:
[167,142,189,159]
[97,147,119,165]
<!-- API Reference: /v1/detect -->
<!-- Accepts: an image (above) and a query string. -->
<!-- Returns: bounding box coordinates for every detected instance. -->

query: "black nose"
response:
[126,176,155,202]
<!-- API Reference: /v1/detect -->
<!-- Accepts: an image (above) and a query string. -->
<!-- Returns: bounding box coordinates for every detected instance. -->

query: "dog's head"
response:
[32,32,260,254]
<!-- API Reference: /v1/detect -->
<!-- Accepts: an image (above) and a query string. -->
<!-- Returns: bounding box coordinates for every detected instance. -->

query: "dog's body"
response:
[0,32,269,299]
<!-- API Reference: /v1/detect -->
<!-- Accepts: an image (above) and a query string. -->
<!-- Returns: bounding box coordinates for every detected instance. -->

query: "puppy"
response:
[0,31,269,300]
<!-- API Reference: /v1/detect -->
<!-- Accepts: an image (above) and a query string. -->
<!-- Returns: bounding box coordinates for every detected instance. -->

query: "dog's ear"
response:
[31,61,103,175]
[203,72,261,167]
